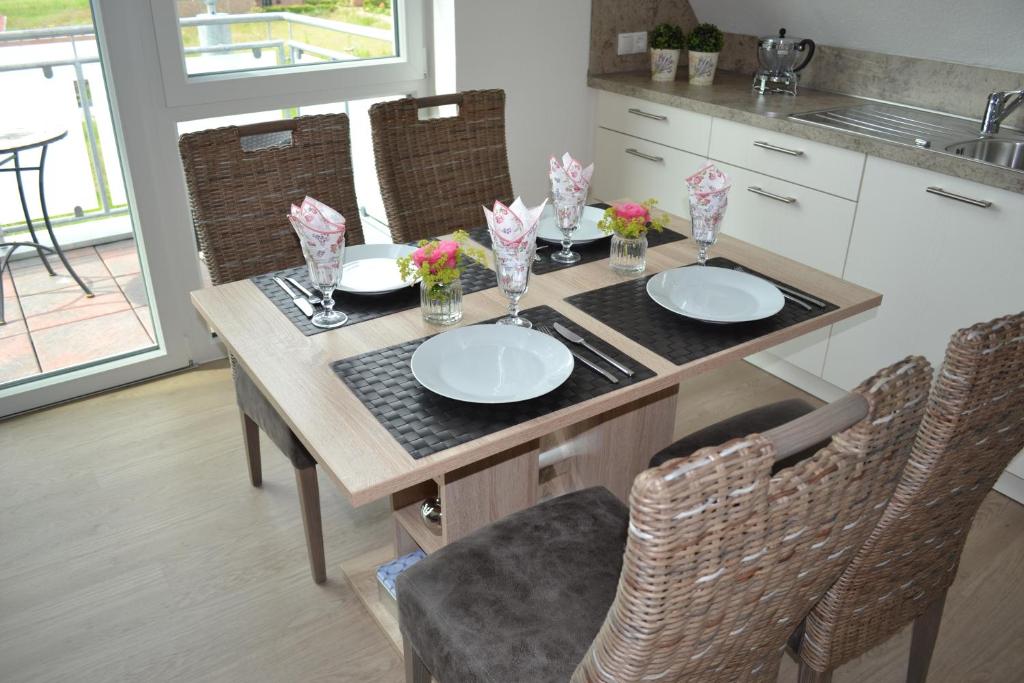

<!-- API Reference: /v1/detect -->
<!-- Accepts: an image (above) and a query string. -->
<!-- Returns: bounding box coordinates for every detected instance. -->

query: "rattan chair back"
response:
[178,114,364,286]
[799,312,1024,673]
[369,90,514,243]
[573,356,934,683]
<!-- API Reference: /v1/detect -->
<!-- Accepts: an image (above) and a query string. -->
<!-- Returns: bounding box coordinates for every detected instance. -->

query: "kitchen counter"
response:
[589,71,1024,195]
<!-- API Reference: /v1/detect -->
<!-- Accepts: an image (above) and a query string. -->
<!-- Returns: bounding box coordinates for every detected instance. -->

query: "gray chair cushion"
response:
[397,487,628,683]
[650,398,822,472]
[233,362,316,470]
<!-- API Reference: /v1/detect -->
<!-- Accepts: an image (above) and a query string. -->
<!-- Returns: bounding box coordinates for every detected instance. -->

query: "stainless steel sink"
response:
[945,139,1024,171]
[790,103,1024,172]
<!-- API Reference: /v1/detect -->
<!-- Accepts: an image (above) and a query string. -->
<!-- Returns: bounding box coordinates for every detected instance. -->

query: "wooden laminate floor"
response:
[1,360,1021,682]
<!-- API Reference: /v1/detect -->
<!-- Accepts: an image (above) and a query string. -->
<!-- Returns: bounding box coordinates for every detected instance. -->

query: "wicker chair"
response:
[369,90,514,243]
[178,114,365,584]
[397,356,933,683]
[795,312,1024,683]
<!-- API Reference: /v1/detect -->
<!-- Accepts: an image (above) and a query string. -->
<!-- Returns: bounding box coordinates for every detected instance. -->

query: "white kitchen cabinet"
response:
[593,128,706,216]
[710,118,865,200]
[596,91,711,156]
[715,162,857,375]
[823,156,1024,390]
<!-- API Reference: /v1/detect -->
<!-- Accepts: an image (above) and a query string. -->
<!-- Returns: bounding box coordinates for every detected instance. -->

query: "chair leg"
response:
[294,465,326,584]
[907,591,947,683]
[798,662,833,683]
[240,411,262,487]
[403,634,431,683]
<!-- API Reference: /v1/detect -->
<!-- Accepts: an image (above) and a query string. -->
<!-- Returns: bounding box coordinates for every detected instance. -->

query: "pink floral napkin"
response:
[548,152,594,195]
[685,163,731,242]
[483,197,548,250]
[288,196,346,264]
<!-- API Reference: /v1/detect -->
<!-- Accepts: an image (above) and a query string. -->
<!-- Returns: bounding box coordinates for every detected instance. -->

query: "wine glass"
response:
[688,189,728,266]
[298,235,348,329]
[549,185,587,264]
[493,241,536,328]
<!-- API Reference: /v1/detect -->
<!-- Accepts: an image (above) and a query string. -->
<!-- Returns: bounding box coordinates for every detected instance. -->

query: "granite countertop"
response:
[589,71,1024,195]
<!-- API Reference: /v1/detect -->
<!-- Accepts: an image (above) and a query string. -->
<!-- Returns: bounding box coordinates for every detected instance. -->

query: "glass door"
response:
[0,1,194,417]
[0,0,431,417]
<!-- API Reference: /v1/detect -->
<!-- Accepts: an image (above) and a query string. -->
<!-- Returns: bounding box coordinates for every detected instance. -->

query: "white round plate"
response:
[338,244,418,295]
[646,266,785,324]
[537,205,609,245]
[411,325,574,404]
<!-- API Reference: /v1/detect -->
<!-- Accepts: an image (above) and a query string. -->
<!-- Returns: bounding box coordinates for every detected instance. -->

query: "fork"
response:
[537,325,618,383]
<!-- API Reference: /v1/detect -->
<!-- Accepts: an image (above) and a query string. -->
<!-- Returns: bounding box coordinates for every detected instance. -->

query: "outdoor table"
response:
[0,126,93,322]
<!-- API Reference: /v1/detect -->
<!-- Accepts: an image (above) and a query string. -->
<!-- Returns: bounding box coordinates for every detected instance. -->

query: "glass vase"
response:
[420,278,463,325]
[609,234,648,275]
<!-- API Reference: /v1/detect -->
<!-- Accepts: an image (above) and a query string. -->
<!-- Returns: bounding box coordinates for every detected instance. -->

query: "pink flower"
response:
[613,202,650,223]
[435,240,460,269]
[412,240,460,274]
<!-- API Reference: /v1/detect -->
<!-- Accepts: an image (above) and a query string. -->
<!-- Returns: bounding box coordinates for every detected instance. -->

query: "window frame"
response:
[150,0,426,108]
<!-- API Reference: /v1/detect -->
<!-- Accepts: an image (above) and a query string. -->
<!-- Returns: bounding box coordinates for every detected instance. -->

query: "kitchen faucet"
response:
[980,88,1024,134]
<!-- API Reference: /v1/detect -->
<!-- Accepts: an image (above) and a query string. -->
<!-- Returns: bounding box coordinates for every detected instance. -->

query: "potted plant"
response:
[649,23,684,82]
[687,22,724,86]
[397,230,485,325]
[597,199,669,275]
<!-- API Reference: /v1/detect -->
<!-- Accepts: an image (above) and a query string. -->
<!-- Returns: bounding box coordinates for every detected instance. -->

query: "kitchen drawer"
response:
[596,90,712,156]
[593,128,706,217]
[716,162,856,376]
[715,162,856,277]
[709,118,865,200]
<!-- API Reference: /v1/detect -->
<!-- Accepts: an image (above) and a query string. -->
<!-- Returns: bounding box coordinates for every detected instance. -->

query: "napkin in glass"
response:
[548,152,594,196]
[685,162,731,243]
[483,197,547,250]
[288,196,346,266]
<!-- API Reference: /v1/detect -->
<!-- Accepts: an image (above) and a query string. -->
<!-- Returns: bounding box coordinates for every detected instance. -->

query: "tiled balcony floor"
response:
[1,239,156,386]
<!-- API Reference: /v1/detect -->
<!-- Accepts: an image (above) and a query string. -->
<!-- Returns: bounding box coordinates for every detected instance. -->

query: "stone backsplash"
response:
[589,5,1024,129]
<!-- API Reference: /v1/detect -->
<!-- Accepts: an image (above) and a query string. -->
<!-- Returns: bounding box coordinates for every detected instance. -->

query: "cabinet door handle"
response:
[925,186,992,208]
[625,148,664,163]
[748,185,798,204]
[627,107,667,121]
[753,140,805,156]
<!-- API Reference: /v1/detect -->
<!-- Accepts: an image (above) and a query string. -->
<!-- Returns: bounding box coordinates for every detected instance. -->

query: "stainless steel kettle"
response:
[753,28,815,95]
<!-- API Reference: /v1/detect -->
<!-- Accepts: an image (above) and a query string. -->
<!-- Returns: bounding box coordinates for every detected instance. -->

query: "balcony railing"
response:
[0,12,393,239]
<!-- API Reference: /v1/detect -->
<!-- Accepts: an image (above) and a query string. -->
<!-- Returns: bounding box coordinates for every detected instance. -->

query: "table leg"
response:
[539,385,679,503]
[13,150,55,276]
[440,439,540,544]
[36,145,92,298]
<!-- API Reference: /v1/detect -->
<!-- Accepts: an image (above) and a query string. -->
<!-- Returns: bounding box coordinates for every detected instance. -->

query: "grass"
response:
[1,0,392,60]
[0,0,92,30]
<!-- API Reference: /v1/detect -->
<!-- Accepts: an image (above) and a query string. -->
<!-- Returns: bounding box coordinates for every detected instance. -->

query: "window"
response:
[176,0,398,77]
[151,0,425,108]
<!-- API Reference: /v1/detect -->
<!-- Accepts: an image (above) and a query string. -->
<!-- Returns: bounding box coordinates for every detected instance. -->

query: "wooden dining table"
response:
[190,205,881,649]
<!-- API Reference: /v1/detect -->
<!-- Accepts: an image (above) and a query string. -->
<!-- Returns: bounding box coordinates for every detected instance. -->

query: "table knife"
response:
[732,265,826,308]
[552,321,634,377]
[273,277,314,317]
[285,277,322,305]
[538,326,618,384]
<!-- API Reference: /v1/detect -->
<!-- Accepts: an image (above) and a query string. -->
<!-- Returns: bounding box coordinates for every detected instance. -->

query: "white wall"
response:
[688,0,1024,73]
[451,0,595,203]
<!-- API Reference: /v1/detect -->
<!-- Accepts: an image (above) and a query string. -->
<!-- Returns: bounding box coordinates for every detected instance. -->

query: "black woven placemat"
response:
[251,260,496,336]
[330,305,656,460]
[564,257,838,366]
[467,203,687,276]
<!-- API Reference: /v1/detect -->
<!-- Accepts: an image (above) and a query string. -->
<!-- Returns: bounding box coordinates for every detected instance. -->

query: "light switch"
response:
[632,31,648,53]
[616,31,648,56]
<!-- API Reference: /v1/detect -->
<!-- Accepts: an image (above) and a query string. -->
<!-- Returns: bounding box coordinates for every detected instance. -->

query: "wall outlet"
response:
[616,31,648,56]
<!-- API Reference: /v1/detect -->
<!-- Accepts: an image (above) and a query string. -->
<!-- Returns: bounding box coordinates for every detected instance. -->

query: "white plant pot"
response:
[688,51,720,85]
[650,48,681,82]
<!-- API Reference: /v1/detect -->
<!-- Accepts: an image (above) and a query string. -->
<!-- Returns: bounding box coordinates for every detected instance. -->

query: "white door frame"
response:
[0,0,431,418]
